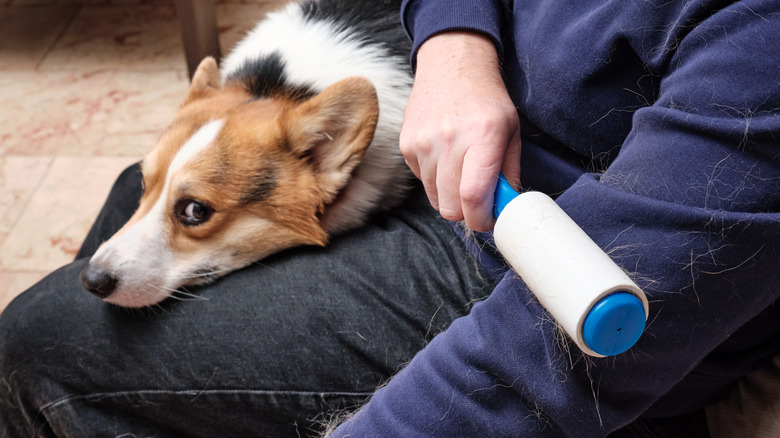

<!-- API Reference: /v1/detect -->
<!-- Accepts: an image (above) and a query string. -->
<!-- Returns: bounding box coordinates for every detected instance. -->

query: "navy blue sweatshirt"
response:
[332,0,780,436]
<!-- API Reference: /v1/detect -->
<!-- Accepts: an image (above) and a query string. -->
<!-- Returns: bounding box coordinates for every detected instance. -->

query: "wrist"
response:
[416,32,502,82]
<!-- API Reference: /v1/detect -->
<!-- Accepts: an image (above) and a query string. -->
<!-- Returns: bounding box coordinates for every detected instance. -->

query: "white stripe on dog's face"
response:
[91,120,225,307]
[166,119,225,183]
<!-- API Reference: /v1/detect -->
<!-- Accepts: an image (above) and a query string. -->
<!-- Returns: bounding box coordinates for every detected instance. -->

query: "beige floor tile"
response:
[0,156,53,233]
[72,131,162,158]
[0,6,79,69]
[0,71,94,156]
[0,156,137,271]
[0,270,48,313]
[40,5,186,71]
[0,70,189,157]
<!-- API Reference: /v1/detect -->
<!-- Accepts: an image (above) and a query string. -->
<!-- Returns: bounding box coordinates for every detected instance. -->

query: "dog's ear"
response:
[282,77,379,201]
[186,57,221,102]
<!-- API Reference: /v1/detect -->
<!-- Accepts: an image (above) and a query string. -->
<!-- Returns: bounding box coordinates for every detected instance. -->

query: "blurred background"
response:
[0,0,289,311]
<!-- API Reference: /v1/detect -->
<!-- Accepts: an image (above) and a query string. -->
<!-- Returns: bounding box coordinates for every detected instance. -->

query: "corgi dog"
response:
[79,0,413,308]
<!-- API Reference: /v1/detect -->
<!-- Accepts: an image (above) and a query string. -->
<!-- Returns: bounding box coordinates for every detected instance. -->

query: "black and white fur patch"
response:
[221,0,414,233]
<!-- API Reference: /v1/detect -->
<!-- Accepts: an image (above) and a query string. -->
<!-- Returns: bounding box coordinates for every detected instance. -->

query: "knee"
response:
[0,260,96,385]
[0,263,92,435]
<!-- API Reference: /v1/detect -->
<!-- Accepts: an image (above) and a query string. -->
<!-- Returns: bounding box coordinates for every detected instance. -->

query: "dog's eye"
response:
[176,200,214,226]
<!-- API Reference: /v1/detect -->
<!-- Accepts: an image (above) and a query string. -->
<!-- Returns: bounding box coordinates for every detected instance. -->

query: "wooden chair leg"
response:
[173,0,222,79]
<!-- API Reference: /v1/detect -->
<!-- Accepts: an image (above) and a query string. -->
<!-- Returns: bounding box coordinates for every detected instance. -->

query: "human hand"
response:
[400,32,521,232]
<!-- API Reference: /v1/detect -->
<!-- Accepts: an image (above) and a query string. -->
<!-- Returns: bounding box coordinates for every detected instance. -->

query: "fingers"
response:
[401,114,522,231]
[458,154,499,231]
[501,127,522,191]
[401,126,440,211]
[458,133,514,231]
[435,132,465,223]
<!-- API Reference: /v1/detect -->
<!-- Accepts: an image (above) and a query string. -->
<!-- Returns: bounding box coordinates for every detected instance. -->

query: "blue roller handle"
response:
[493,174,645,356]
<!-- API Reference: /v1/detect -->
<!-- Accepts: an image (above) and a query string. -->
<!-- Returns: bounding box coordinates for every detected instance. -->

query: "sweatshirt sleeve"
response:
[400,0,509,69]
[329,2,780,436]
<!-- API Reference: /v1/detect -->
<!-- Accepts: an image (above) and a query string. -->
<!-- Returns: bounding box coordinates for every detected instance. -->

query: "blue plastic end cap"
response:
[583,292,646,356]
[493,173,520,219]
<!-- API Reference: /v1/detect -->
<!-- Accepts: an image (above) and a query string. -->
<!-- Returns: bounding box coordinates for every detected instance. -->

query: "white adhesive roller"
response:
[493,175,648,357]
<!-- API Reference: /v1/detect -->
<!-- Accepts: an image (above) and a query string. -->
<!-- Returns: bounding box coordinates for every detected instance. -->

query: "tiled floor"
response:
[0,0,290,312]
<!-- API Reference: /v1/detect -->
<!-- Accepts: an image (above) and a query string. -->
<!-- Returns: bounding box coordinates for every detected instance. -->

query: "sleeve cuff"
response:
[401,0,507,70]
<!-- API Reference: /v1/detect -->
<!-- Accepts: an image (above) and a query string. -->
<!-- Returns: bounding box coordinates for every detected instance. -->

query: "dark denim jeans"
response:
[0,164,709,437]
[0,164,495,437]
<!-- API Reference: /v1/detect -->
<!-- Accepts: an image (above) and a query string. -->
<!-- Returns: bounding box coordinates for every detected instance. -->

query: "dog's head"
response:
[80,57,379,307]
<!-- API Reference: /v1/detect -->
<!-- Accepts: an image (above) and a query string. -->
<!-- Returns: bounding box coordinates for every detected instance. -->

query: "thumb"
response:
[500,127,522,191]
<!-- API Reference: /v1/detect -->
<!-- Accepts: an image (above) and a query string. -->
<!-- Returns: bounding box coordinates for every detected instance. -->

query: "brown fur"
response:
[120,57,380,275]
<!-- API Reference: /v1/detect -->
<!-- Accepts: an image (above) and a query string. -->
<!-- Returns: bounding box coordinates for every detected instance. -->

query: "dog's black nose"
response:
[79,264,118,299]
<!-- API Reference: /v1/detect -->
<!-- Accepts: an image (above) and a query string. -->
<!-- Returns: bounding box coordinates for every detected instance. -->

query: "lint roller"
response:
[493,174,648,357]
